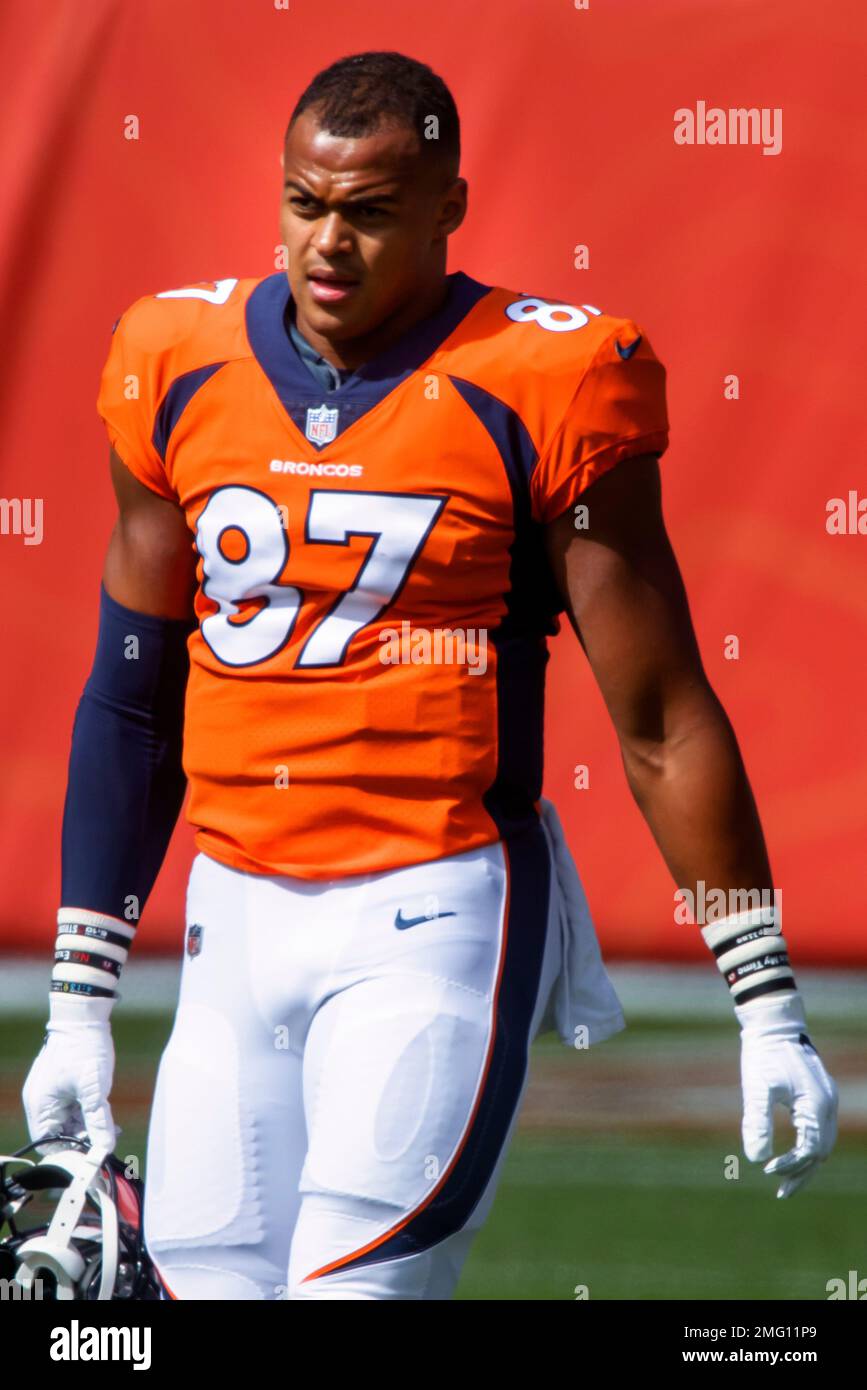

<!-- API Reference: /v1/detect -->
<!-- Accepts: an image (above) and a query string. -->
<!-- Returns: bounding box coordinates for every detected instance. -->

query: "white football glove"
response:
[22,992,118,1161]
[735,991,838,1198]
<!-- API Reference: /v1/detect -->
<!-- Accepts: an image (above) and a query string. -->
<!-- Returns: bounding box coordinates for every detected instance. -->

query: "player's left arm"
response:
[546,452,768,893]
[544,451,838,1197]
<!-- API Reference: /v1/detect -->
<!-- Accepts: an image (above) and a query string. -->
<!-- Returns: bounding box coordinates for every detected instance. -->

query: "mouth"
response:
[307,270,360,305]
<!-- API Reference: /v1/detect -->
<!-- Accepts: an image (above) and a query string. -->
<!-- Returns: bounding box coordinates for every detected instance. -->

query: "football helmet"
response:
[0,1135,161,1299]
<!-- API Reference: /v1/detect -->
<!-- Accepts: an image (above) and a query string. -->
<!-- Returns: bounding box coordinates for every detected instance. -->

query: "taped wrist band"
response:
[51,907,136,1002]
[700,904,798,1006]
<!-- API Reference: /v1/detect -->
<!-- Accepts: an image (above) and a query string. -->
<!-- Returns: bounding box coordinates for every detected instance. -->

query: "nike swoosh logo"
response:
[615,335,642,360]
[394,909,457,930]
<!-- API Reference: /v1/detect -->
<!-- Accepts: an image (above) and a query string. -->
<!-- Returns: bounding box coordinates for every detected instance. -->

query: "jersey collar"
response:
[245,269,491,449]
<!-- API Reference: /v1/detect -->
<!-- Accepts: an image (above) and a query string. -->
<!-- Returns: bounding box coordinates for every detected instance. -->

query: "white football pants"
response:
[144,821,561,1300]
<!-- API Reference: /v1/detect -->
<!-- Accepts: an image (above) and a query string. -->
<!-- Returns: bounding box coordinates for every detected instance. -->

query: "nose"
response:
[312,211,353,258]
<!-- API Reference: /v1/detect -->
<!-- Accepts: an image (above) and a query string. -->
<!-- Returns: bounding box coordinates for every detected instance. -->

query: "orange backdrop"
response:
[1,0,865,961]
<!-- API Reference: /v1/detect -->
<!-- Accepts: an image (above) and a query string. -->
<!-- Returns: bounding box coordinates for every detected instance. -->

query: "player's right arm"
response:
[22,445,197,1157]
[103,444,197,618]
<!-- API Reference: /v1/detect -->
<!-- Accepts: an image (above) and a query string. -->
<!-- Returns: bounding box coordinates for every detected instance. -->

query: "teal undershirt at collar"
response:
[284,300,355,394]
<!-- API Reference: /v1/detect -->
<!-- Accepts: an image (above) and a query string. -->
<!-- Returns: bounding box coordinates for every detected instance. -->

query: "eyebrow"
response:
[283,180,400,205]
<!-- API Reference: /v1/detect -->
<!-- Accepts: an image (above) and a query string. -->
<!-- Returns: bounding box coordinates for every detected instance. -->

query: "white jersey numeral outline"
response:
[505,296,602,332]
[155,277,239,304]
[196,485,445,669]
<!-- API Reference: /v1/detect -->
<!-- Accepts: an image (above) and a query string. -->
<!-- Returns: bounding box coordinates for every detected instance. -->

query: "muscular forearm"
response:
[619,692,773,903]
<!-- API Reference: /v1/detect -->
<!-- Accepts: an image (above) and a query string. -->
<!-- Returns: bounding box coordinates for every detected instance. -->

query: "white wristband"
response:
[700,904,798,1007]
[50,907,135,1008]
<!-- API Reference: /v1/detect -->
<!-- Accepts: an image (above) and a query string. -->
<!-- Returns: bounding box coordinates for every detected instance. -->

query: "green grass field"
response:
[2,1010,863,1300]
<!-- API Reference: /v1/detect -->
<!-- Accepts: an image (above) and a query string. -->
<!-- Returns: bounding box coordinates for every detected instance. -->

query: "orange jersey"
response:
[96,272,669,878]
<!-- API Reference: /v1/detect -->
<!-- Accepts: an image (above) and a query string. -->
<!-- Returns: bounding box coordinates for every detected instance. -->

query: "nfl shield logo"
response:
[186,923,204,958]
[305,403,339,447]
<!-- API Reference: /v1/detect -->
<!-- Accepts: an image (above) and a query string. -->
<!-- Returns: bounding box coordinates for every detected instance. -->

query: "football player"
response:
[22,50,837,1300]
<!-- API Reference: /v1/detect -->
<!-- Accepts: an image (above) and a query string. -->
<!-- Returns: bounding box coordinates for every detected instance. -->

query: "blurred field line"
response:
[1,958,864,1019]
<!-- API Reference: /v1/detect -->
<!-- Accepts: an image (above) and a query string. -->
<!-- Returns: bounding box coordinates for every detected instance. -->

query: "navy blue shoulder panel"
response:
[447,374,564,641]
[446,374,565,842]
[152,361,228,462]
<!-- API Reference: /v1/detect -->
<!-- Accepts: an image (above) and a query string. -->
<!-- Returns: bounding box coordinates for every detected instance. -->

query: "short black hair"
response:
[286,51,460,179]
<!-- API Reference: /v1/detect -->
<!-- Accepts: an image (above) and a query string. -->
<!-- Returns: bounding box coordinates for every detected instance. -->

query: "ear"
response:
[279,148,285,170]
[440,176,468,237]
